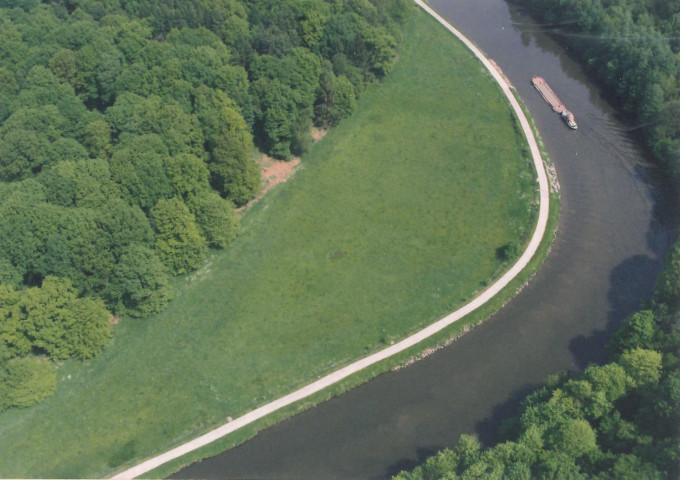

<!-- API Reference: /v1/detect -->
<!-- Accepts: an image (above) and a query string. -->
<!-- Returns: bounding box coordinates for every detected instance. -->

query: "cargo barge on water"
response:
[532,76,577,130]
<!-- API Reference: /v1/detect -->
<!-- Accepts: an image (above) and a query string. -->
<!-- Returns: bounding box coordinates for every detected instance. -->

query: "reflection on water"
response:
[173,1,676,478]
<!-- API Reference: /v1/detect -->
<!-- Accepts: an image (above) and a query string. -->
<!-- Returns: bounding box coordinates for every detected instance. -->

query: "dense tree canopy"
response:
[0,0,413,410]
[106,243,172,318]
[0,357,56,411]
[0,276,111,361]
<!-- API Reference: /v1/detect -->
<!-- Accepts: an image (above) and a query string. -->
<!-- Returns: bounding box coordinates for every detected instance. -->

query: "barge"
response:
[532,76,578,129]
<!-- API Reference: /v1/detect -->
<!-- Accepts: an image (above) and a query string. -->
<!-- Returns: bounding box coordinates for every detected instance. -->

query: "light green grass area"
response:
[148,83,561,480]
[0,8,540,477]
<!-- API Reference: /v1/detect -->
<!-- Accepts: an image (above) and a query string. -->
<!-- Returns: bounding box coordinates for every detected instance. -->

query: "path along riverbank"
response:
[111,2,550,477]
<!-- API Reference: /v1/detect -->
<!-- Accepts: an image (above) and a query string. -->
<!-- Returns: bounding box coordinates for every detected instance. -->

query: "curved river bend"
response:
[174,1,675,478]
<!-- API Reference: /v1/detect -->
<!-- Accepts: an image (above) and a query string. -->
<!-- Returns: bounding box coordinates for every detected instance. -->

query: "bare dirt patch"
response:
[237,156,301,214]
[238,128,328,213]
[311,127,328,142]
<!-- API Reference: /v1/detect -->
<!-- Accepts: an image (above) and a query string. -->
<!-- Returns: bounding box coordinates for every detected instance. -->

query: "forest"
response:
[0,0,411,411]
[396,0,680,478]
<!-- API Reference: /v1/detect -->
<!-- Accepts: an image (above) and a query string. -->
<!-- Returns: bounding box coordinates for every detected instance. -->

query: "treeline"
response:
[511,0,680,189]
[394,249,680,479]
[0,0,412,410]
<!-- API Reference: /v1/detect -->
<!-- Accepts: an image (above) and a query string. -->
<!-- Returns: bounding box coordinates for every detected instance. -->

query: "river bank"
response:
[169,1,674,478]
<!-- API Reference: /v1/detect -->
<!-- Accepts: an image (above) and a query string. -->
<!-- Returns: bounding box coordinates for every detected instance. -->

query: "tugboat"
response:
[561,109,578,129]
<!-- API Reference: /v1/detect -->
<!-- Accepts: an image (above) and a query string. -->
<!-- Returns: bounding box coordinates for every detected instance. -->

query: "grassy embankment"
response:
[0,8,549,478]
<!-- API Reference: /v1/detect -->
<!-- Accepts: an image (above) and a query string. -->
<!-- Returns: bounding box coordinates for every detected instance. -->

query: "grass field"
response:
[0,9,540,477]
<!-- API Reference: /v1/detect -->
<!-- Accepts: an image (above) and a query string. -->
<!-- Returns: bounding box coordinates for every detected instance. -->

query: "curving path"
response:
[111,3,550,478]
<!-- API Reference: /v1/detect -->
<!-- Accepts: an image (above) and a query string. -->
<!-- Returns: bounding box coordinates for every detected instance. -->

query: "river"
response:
[172,1,675,478]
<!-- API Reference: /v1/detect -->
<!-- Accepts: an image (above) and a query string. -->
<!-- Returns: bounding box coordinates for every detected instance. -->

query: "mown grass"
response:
[147,62,562,480]
[0,8,542,478]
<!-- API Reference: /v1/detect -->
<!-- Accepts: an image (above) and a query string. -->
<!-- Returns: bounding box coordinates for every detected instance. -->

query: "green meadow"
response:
[0,9,540,477]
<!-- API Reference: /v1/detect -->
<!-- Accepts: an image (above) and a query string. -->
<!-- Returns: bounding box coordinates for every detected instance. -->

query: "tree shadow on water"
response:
[471,254,660,454]
[457,254,662,470]
[379,383,541,479]
[473,382,542,447]
[569,254,660,370]
[378,446,443,480]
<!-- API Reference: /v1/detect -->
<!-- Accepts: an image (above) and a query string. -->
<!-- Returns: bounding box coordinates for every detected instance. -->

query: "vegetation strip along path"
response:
[111,2,550,478]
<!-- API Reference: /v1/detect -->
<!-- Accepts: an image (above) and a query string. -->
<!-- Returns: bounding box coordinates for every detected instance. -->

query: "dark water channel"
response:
[173,1,676,478]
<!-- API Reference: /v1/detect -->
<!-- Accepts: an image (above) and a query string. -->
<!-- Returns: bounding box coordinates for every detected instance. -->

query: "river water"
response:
[173,1,675,478]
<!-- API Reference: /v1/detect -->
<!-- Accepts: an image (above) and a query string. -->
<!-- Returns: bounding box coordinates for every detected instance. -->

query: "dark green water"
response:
[172,1,676,478]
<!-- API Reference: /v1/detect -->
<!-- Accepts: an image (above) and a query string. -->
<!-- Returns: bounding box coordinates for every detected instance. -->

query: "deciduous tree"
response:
[151,197,207,274]
[0,277,112,361]
[107,243,172,317]
[187,190,239,248]
[165,152,211,199]
[2,357,56,409]
[619,348,663,388]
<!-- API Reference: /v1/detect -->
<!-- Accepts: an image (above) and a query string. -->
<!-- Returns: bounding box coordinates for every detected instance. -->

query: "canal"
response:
[172,1,675,478]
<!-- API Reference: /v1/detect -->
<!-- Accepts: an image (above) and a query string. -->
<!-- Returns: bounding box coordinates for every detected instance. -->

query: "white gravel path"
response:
[111,2,550,478]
